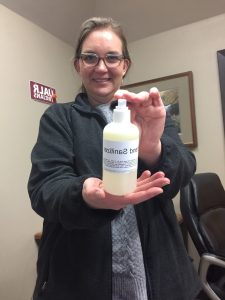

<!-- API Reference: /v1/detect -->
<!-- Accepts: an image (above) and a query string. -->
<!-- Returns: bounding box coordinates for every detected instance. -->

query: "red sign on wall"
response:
[30,81,57,104]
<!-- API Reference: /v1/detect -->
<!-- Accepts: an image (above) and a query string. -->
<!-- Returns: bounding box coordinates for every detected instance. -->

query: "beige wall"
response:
[0,5,78,300]
[1,4,225,300]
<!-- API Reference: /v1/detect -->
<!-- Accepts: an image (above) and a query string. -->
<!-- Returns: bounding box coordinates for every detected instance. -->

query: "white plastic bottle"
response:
[102,99,139,195]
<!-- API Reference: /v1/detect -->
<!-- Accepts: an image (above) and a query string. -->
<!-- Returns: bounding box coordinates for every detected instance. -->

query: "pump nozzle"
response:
[113,99,130,122]
[116,99,128,110]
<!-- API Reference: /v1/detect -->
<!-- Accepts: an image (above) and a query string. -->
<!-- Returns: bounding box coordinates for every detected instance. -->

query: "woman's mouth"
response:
[93,78,111,83]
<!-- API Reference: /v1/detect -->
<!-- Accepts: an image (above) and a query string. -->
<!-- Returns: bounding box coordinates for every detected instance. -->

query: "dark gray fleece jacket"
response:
[28,93,202,300]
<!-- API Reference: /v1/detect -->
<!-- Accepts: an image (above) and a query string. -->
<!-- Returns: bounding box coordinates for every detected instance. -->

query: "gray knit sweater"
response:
[97,103,148,300]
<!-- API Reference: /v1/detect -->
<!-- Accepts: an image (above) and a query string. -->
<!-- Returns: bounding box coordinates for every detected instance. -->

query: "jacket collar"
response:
[72,93,118,114]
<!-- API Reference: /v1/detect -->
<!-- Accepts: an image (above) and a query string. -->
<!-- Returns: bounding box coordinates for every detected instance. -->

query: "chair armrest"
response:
[199,254,225,300]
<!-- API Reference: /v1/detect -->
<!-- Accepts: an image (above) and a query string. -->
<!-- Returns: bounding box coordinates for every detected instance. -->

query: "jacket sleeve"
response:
[138,113,196,200]
[27,104,118,230]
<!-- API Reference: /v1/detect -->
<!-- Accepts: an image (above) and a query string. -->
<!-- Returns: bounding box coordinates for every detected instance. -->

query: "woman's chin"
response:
[92,88,115,100]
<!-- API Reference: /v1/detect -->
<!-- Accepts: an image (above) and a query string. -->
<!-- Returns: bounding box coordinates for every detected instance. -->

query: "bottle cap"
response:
[113,99,130,122]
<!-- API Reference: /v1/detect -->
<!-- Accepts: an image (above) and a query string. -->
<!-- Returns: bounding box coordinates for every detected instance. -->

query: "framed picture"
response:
[122,71,197,148]
[217,49,225,137]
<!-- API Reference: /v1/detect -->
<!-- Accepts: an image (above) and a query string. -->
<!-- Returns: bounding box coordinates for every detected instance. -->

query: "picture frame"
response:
[122,71,198,148]
[217,49,225,137]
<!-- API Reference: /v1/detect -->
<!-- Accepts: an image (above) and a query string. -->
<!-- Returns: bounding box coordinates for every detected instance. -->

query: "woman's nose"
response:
[95,58,108,70]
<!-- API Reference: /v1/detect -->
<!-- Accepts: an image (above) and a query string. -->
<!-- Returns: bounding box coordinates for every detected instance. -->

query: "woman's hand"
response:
[82,171,170,210]
[114,87,166,165]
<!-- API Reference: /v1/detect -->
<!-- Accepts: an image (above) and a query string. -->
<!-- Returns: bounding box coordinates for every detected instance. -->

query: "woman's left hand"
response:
[82,170,170,210]
[114,87,166,165]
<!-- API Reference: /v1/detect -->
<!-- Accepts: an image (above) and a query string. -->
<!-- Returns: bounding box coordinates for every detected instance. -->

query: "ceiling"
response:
[1,0,225,47]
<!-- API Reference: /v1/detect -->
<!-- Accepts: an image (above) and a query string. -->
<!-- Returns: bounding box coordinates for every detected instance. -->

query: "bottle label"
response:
[103,139,139,173]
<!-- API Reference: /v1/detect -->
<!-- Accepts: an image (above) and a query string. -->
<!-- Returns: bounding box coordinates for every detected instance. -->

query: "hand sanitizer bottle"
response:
[102,99,139,195]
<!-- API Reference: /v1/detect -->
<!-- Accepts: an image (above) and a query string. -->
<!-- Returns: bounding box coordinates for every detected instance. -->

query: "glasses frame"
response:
[79,52,124,68]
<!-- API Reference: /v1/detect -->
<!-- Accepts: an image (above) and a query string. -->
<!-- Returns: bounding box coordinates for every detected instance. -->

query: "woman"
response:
[28,17,202,300]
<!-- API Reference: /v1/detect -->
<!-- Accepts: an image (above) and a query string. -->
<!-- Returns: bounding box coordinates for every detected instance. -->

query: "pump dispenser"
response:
[102,99,139,195]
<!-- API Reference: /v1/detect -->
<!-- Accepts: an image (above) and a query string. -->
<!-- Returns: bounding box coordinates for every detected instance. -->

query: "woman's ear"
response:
[74,59,80,73]
[122,59,130,78]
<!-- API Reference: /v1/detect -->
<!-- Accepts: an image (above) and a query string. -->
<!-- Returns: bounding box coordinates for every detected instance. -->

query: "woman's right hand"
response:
[82,170,170,210]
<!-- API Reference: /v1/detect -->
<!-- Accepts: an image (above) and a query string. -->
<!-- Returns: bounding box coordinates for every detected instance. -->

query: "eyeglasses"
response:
[79,53,124,68]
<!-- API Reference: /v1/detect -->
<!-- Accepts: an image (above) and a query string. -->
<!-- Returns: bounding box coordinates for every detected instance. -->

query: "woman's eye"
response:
[106,55,119,63]
[85,55,97,63]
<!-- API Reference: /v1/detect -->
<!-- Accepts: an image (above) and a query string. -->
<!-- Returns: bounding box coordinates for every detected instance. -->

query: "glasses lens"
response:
[81,53,98,66]
[105,54,123,67]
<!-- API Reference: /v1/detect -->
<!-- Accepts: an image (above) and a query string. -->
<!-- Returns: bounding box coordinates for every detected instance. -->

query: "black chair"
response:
[180,172,225,300]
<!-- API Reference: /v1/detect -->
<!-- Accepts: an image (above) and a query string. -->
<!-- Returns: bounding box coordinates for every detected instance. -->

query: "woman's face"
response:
[75,29,129,106]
